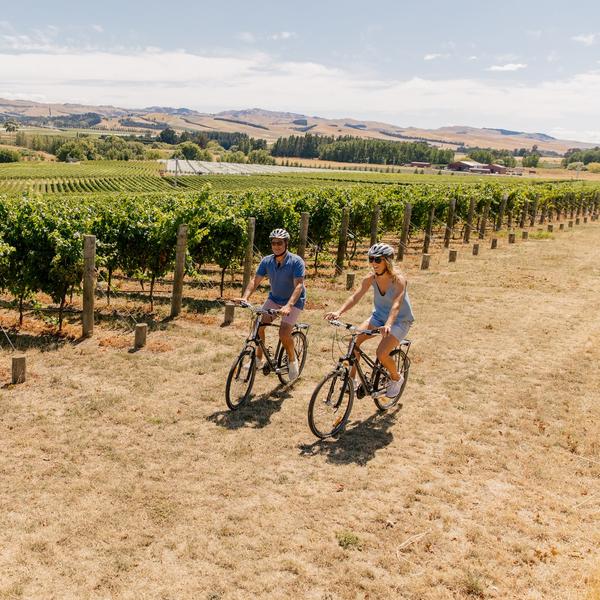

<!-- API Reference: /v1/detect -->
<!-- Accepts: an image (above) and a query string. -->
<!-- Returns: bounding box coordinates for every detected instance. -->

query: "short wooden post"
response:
[539,205,547,225]
[464,197,475,243]
[547,224,553,232]
[82,234,96,338]
[490,238,498,249]
[170,224,188,318]
[422,205,434,254]
[134,323,148,349]
[12,355,26,384]
[522,231,529,240]
[223,304,235,325]
[242,217,256,292]
[559,223,565,230]
[506,207,513,230]
[478,200,490,239]
[370,205,380,246]
[448,249,457,262]
[420,254,430,270]
[584,216,588,223]
[568,221,573,228]
[444,198,456,248]
[297,212,309,259]
[472,243,479,256]
[495,193,507,231]
[508,232,516,244]
[398,203,412,261]
[335,207,350,275]
[575,217,580,225]
[346,272,356,290]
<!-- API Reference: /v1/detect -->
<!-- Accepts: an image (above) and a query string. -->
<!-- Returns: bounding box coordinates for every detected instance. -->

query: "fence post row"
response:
[464,197,475,243]
[370,205,380,247]
[444,198,456,248]
[297,212,309,260]
[398,203,412,262]
[82,234,96,338]
[335,207,349,275]
[170,224,188,318]
[242,217,256,292]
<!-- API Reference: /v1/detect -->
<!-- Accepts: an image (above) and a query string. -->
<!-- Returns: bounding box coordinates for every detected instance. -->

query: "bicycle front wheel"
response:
[276,330,309,384]
[373,348,410,411]
[225,347,256,410]
[308,369,354,439]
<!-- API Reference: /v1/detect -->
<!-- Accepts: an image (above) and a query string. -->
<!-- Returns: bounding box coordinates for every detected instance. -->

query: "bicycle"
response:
[225,300,310,410]
[307,319,411,439]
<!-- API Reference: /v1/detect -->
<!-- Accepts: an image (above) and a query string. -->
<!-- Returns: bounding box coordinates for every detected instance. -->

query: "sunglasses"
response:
[368,256,384,263]
[271,240,285,246]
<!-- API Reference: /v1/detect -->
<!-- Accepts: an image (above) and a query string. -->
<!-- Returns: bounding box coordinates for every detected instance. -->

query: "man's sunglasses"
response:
[368,256,384,263]
[271,240,285,246]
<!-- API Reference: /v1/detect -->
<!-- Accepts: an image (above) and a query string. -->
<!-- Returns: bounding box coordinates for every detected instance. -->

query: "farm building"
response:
[410,161,431,168]
[488,163,508,174]
[447,160,485,172]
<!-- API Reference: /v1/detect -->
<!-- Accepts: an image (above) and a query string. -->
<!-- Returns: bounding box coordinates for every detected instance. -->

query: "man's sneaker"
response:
[288,360,299,381]
[385,376,404,399]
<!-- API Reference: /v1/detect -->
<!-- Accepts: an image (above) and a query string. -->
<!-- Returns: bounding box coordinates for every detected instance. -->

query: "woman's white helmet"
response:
[269,228,290,240]
[368,242,394,259]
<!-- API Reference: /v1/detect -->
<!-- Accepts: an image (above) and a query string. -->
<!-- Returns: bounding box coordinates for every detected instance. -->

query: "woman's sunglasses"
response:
[368,256,383,264]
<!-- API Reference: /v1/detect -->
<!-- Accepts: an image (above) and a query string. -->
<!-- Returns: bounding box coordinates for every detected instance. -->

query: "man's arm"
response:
[236,274,265,303]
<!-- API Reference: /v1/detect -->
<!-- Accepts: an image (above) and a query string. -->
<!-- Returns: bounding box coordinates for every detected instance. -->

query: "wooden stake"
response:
[490,238,498,249]
[134,323,148,349]
[508,233,516,243]
[422,204,434,254]
[522,231,529,240]
[12,355,26,384]
[242,217,256,292]
[335,207,350,275]
[297,212,309,259]
[223,304,235,325]
[398,203,412,261]
[170,224,188,318]
[444,198,456,248]
[420,254,430,270]
[547,224,553,232]
[346,272,356,290]
[464,197,475,243]
[82,234,96,338]
[448,249,457,262]
[370,205,380,246]
[472,243,479,256]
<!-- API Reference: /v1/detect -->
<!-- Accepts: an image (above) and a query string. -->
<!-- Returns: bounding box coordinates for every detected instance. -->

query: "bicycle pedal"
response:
[262,365,271,375]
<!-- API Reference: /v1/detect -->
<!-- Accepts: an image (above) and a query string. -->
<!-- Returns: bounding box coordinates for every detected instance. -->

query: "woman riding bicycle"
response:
[325,242,414,399]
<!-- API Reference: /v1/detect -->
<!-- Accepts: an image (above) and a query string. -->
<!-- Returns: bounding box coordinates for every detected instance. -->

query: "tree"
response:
[522,154,540,168]
[248,149,275,165]
[0,148,20,163]
[159,128,178,145]
[172,142,205,160]
[3,119,18,132]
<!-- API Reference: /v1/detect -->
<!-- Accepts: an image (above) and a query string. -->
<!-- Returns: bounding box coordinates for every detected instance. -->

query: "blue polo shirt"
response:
[256,252,306,309]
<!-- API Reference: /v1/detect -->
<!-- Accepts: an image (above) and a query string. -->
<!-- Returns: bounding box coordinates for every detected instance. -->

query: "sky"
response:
[1,0,600,142]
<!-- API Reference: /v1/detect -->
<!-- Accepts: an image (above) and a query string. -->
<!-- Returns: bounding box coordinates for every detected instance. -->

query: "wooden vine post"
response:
[242,217,256,292]
[444,198,456,248]
[335,207,349,275]
[464,198,475,243]
[478,200,490,239]
[370,205,380,246]
[423,205,434,254]
[82,234,96,338]
[398,203,412,262]
[170,224,188,318]
[495,193,507,231]
[297,212,309,260]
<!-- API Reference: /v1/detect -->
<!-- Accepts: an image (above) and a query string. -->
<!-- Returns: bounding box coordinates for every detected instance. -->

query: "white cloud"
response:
[467,55,478,61]
[487,63,528,72]
[270,31,297,41]
[92,24,104,33]
[237,32,256,43]
[572,33,596,46]
[2,47,600,142]
[423,53,449,61]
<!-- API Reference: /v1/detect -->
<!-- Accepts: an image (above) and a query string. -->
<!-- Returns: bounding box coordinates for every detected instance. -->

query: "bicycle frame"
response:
[243,311,283,373]
[330,321,411,398]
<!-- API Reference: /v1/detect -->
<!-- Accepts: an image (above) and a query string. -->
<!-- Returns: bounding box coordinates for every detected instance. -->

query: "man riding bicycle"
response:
[237,228,306,381]
[325,242,414,398]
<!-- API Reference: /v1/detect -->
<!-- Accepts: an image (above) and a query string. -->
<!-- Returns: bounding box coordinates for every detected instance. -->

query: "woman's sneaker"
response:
[385,376,404,398]
[288,360,299,381]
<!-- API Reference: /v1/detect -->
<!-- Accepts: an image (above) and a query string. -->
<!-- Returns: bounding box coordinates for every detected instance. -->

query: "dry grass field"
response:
[1,224,599,599]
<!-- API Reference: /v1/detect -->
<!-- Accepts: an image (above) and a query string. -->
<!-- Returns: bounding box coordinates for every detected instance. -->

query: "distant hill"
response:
[0,98,594,154]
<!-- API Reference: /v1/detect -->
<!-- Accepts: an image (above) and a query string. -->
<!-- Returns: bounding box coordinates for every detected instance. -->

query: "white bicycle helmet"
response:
[368,242,394,258]
[269,228,290,240]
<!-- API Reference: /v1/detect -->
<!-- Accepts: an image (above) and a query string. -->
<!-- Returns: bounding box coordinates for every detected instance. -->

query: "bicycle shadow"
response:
[206,384,293,430]
[298,408,401,466]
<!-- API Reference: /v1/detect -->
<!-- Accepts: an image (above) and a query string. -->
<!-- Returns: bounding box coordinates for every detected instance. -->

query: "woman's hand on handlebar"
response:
[324,311,340,321]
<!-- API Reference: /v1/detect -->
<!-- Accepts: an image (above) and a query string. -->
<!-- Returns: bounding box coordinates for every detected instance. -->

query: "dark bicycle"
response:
[225,301,309,410]
[308,319,411,439]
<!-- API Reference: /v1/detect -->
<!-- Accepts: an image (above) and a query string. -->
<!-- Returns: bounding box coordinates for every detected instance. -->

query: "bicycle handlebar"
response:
[237,300,280,316]
[328,319,380,336]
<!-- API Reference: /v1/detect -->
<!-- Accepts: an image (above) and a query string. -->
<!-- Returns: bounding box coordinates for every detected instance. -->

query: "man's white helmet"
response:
[269,228,290,240]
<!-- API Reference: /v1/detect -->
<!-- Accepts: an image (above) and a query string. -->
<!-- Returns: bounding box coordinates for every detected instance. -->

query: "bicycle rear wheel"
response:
[308,369,354,439]
[372,348,410,410]
[225,347,256,410]
[276,330,308,384]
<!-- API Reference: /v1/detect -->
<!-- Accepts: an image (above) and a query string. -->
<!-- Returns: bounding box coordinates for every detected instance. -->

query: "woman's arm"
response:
[325,275,372,320]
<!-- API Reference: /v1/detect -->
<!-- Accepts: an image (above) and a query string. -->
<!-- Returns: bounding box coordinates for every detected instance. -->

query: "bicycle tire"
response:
[308,369,354,439]
[225,347,256,410]
[372,349,410,410]
[276,330,308,384]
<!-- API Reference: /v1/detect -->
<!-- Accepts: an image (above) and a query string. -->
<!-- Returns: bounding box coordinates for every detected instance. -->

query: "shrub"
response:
[0,148,20,163]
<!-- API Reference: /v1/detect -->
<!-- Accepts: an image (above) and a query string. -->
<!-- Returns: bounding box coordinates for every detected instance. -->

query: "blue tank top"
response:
[371,278,414,324]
